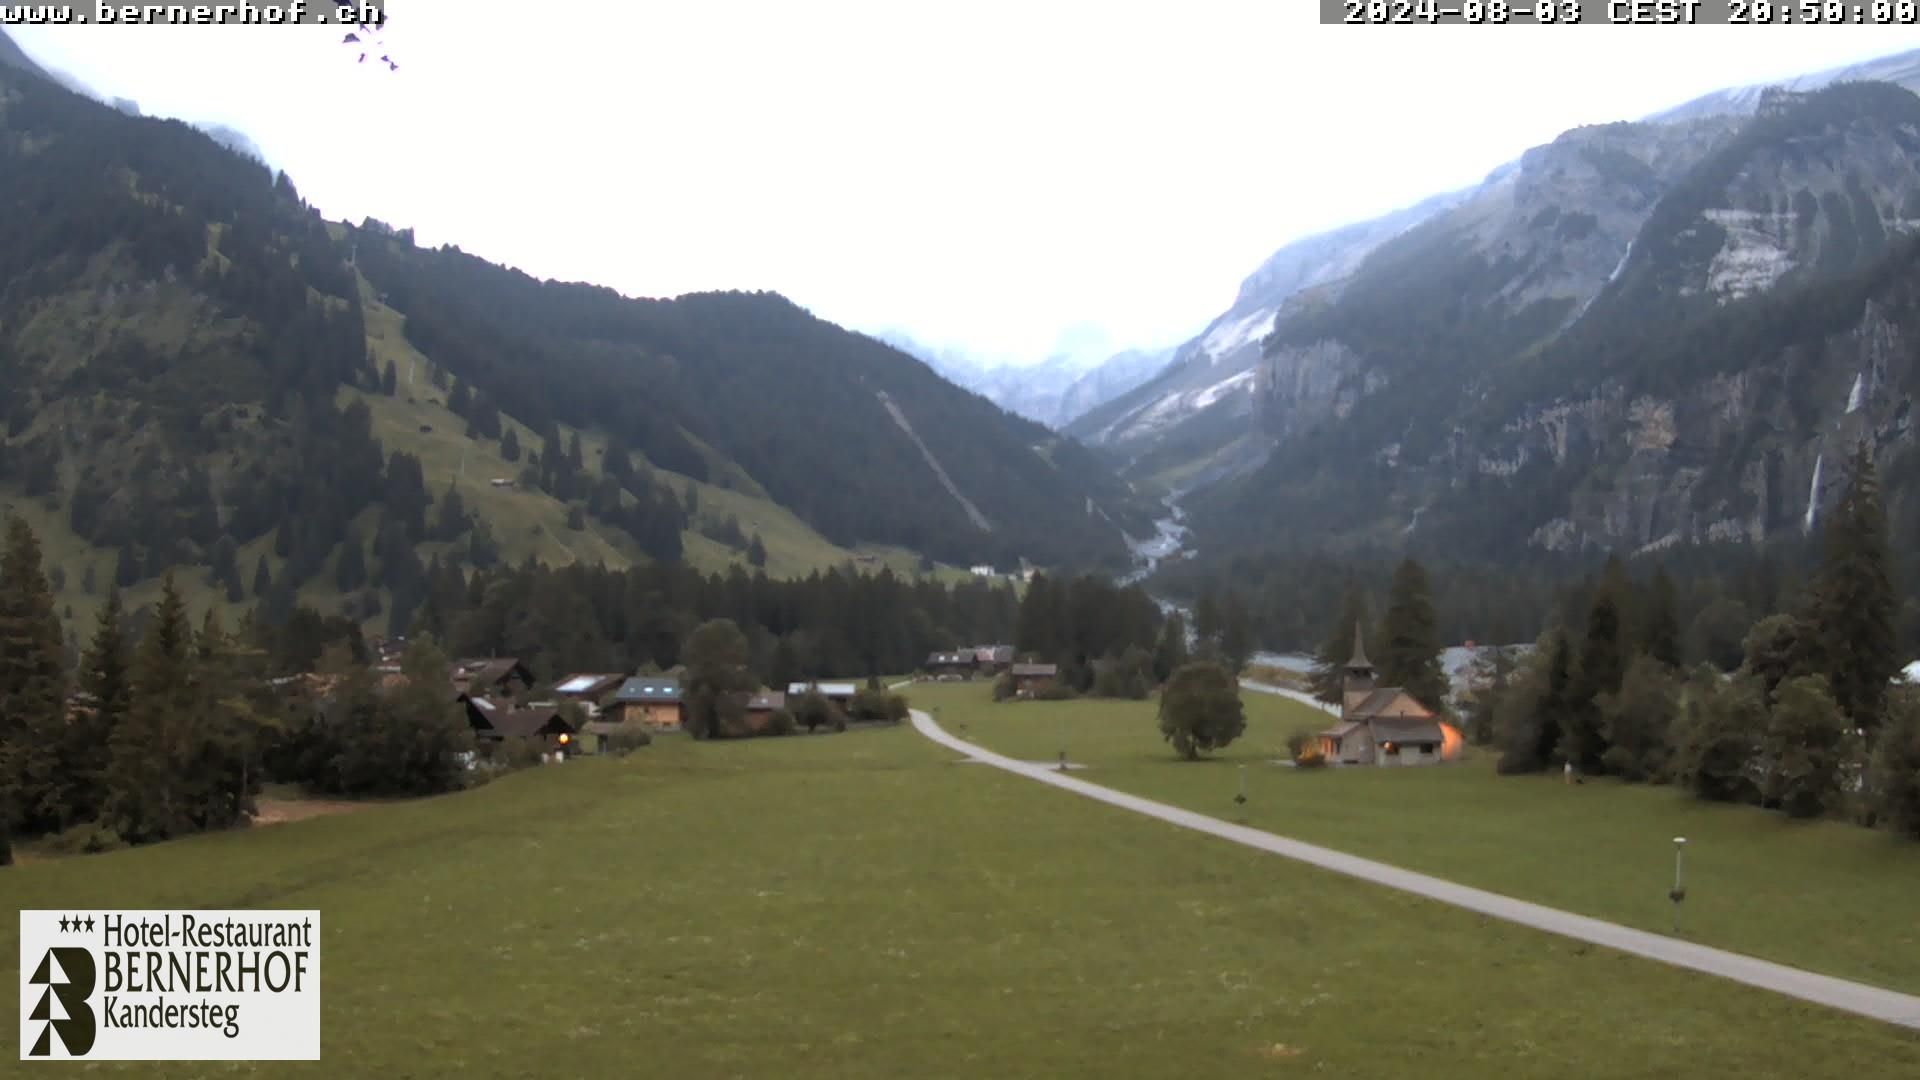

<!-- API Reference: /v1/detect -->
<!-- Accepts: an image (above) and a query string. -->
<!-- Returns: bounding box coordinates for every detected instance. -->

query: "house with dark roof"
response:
[1317,625,1449,766]
[1009,663,1058,697]
[609,676,685,732]
[479,704,579,753]
[926,651,976,679]
[451,657,535,700]
[741,690,786,734]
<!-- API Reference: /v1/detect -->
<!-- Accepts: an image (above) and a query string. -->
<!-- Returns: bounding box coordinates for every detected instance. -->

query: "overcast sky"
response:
[13,5,1920,368]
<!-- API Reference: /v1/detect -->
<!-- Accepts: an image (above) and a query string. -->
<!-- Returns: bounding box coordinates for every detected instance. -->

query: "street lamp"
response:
[1235,764,1248,806]
[1058,748,1068,772]
[1670,836,1688,933]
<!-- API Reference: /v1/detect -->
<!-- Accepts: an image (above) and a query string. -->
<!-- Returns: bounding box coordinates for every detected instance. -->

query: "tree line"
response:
[1467,445,1920,837]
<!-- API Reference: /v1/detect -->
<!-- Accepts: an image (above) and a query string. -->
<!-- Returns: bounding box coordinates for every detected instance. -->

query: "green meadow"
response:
[3,718,1918,1076]
[914,681,1920,996]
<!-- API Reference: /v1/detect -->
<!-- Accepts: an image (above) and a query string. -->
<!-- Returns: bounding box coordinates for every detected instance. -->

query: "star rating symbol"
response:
[56,915,93,933]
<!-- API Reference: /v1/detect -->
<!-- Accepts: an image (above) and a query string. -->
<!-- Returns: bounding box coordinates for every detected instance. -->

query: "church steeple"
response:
[1344,622,1375,694]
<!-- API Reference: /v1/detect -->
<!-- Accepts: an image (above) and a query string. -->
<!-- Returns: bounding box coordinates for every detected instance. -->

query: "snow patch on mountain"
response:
[1202,309,1276,362]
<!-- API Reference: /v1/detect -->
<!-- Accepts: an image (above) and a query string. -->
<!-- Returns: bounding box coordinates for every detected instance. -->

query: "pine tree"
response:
[1565,578,1626,772]
[501,427,521,462]
[380,358,398,396]
[1640,567,1682,669]
[747,533,768,569]
[335,534,367,592]
[105,573,196,843]
[1219,591,1254,676]
[1377,558,1447,712]
[1805,443,1897,733]
[67,586,130,826]
[0,517,71,834]
[185,610,265,829]
[1310,587,1367,704]
[1192,588,1222,661]
[1151,611,1189,685]
[252,554,273,598]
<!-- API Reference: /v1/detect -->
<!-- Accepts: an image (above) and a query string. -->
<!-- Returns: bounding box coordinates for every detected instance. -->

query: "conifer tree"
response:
[1805,443,1897,733]
[501,427,521,462]
[105,573,196,843]
[0,516,71,834]
[380,358,398,395]
[253,554,273,599]
[1191,588,1222,662]
[1641,567,1682,669]
[66,586,130,825]
[1310,587,1368,705]
[1219,590,1254,676]
[1151,611,1190,685]
[1565,578,1626,772]
[747,533,768,569]
[186,610,265,829]
[1378,558,1447,712]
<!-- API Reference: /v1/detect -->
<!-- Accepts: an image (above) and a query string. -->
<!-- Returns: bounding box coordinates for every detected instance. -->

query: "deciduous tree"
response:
[1157,660,1245,761]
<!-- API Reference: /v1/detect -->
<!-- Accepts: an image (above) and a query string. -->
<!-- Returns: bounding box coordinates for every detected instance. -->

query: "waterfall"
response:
[1804,453,1824,533]
[1847,372,1865,414]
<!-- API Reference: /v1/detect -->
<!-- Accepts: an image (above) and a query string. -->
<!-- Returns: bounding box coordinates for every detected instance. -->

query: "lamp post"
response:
[1235,764,1248,806]
[1058,748,1068,772]
[1670,836,1688,933]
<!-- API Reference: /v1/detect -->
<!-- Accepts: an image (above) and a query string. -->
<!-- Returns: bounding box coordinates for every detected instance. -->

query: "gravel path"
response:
[912,708,1920,1031]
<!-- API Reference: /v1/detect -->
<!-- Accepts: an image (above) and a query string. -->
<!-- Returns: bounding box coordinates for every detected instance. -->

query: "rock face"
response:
[1175,70,1920,561]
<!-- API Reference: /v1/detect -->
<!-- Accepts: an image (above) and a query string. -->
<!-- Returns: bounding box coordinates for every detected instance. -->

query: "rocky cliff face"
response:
[1187,75,1920,563]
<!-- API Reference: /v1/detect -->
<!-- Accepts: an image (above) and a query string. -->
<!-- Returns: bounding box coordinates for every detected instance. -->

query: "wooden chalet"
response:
[1009,663,1058,697]
[741,690,786,734]
[451,657,535,700]
[786,681,857,709]
[609,676,685,732]
[551,673,627,716]
[926,651,976,679]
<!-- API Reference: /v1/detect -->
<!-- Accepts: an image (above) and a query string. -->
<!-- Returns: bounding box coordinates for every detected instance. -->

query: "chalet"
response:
[609,676,685,732]
[1317,625,1450,767]
[973,645,1014,672]
[578,719,643,755]
[742,691,786,734]
[786,681,857,709]
[455,692,503,734]
[926,651,976,679]
[476,704,579,754]
[451,657,535,700]
[552,673,627,716]
[1009,663,1058,697]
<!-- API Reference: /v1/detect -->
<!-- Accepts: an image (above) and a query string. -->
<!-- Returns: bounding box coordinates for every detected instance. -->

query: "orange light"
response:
[557,733,571,745]
[1439,722,1465,761]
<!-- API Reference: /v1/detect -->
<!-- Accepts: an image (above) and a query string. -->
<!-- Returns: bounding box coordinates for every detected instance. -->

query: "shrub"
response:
[885,693,909,724]
[849,688,894,722]
[49,823,126,855]
[1033,682,1078,701]
[991,673,1015,702]
[605,725,654,755]
[766,707,798,737]
[499,738,547,770]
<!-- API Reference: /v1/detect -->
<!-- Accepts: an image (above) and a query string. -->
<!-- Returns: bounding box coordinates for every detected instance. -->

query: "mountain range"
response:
[0,32,1151,636]
[874,331,1174,431]
[1049,49,1920,591]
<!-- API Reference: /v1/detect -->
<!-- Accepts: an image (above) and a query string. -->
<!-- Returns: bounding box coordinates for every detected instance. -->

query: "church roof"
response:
[1347,622,1372,671]
[1369,717,1446,745]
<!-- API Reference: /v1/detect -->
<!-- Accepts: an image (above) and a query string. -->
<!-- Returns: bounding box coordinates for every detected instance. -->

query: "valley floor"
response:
[2,712,1917,1076]
[911,683,1920,997]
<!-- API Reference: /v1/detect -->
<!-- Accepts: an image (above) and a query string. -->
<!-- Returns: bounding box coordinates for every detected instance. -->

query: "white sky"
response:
[13,5,1920,367]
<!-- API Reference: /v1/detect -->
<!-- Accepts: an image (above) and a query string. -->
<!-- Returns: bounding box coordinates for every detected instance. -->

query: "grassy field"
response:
[5,724,1919,1076]
[913,682,1920,996]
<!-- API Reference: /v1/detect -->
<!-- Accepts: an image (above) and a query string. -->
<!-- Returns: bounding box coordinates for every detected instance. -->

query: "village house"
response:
[973,645,1014,672]
[741,690,786,734]
[1009,663,1058,697]
[451,657,535,700]
[551,673,627,717]
[786,681,857,710]
[474,704,579,755]
[1317,626,1450,767]
[608,676,686,732]
[926,651,976,679]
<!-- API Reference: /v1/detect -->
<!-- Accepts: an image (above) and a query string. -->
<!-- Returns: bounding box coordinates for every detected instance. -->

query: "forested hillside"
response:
[0,57,1148,640]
